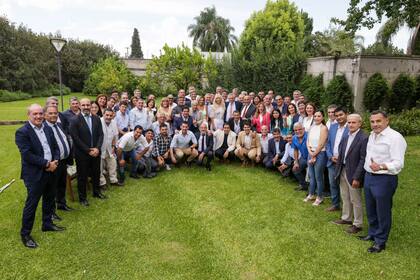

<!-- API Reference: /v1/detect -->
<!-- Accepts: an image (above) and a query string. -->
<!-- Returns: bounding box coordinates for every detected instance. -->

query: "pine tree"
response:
[130,28,143,59]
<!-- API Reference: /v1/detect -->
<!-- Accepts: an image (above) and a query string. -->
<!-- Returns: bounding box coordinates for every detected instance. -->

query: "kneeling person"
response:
[170,122,198,166]
[195,123,213,171]
[235,122,261,166]
[137,129,158,178]
[213,123,237,162]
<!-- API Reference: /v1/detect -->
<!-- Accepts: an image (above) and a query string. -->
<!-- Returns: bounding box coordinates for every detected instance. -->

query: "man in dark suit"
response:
[264,128,286,169]
[173,106,195,133]
[333,114,368,235]
[224,93,242,122]
[46,96,70,133]
[15,104,63,249]
[62,96,81,124]
[70,98,104,206]
[228,111,244,135]
[44,105,74,213]
[195,123,214,171]
[240,95,256,120]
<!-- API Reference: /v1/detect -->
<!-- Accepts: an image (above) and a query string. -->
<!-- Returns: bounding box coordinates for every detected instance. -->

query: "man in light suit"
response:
[70,98,105,206]
[325,107,349,212]
[235,122,261,166]
[15,104,63,249]
[213,123,237,162]
[333,114,368,235]
[195,123,214,171]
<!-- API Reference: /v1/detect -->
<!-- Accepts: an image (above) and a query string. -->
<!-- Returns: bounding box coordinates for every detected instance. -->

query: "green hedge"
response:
[389,74,416,112]
[299,74,324,108]
[0,90,32,102]
[32,84,71,98]
[363,73,389,111]
[323,75,353,111]
[362,108,420,136]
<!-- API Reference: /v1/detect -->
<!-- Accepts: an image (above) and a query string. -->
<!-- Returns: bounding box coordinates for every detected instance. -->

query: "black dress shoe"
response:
[111,181,124,187]
[21,235,38,249]
[51,213,62,221]
[42,224,66,232]
[206,164,212,171]
[93,193,107,199]
[80,200,90,207]
[358,235,374,241]
[129,173,141,179]
[368,243,386,253]
[57,205,74,211]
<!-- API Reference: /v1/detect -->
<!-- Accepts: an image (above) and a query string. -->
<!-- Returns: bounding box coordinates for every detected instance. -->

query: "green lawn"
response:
[0,93,90,121]
[0,122,419,279]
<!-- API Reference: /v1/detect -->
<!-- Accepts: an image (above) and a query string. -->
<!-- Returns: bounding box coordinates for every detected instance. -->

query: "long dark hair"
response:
[287,103,297,116]
[270,108,282,130]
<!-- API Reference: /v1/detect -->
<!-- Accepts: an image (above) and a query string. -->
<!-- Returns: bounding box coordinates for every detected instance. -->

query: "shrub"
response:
[323,75,353,111]
[83,57,135,96]
[415,75,420,106]
[362,108,420,136]
[389,74,416,112]
[363,73,390,111]
[299,73,324,108]
[0,90,32,102]
[32,84,71,97]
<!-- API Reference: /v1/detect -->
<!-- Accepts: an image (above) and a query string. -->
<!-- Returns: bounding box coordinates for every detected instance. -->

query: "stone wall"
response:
[306,55,420,111]
[123,58,151,76]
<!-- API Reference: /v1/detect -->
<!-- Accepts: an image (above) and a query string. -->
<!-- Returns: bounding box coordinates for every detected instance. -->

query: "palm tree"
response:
[188,6,237,52]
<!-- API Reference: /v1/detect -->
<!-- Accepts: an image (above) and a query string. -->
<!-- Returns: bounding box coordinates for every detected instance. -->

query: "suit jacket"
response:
[58,112,70,133]
[70,114,103,160]
[335,130,368,184]
[47,121,74,165]
[213,130,237,151]
[173,116,194,132]
[195,132,214,154]
[236,131,261,156]
[251,112,271,133]
[228,117,244,133]
[326,123,349,167]
[240,103,256,120]
[273,103,288,115]
[267,138,287,160]
[15,122,60,182]
[224,101,242,121]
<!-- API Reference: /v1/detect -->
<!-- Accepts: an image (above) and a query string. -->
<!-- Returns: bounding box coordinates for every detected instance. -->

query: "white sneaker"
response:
[165,164,171,171]
[303,194,316,202]
[312,197,324,206]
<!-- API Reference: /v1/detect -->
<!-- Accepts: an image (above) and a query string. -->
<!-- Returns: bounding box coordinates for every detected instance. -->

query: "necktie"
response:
[85,114,93,146]
[242,105,248,118]
[54,124,69,158]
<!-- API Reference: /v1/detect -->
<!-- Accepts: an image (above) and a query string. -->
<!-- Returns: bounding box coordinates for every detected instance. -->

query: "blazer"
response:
[326,123,349,167]
[267,138,287,160]
[70,114,104,160]
[195,132,214,154]
[236,131,261,156]
[335,130,368,184]
[228,117,244,133]
[240,103,256,120]
[15,122,60,182]
[213,130,237,151]
[224,101,242,121]
[58,112,70,133]
[251,113,271,133]
[47,121,74,165]
[173,116,194,131]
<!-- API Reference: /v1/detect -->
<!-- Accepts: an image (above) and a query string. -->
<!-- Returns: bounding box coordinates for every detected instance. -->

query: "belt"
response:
[366,172,396,177]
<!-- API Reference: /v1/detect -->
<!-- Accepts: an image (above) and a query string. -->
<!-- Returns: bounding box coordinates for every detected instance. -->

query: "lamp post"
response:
[50,38,67,111]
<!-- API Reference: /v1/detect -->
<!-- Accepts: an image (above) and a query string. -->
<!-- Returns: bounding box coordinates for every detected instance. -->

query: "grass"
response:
[0,93,90,121]
[0,120,419,279]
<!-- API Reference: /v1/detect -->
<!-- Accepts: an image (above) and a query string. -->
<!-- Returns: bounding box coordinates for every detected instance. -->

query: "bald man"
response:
[15,104,62,248]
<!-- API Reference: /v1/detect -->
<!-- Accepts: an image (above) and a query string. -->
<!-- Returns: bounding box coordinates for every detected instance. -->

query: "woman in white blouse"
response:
[209,93,225,131]
[302,102,315,131]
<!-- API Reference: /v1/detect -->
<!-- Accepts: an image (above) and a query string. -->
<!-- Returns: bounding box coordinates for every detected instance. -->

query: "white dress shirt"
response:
[259,133,273,154]
[364,126,407,175]
[118,131,146,152]
[281,142,299,163]
[46,121,70,160]
[30,122,52,161]
[333,124,347,157]
[170,131,197,149]
[101,118,119,158]
[129,107,151,130]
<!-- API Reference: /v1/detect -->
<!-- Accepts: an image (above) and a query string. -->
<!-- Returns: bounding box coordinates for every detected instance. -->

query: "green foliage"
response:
[32,84,71,97]
[363,73,390,111]
[130,28,144,59]
[323,75,353,111]
[0,90,31,102]
[207,55,235,91]
[83,57,136,96]
[362,108,420,136]
[415,75,420,105]
[299,74,324,108]
[0,16,116,93]
[389,74,416,112]
[143,44,217,96]
[310,27,364,57]
[333,0,420,32]
[363,42,404,55]
[188,6,237,52]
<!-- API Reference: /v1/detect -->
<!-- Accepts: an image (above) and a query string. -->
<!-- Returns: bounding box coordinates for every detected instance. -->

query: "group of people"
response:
[15,86,407,254]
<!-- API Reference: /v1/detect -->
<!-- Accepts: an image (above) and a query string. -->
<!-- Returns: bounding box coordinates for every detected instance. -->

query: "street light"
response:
[50,38,67,111]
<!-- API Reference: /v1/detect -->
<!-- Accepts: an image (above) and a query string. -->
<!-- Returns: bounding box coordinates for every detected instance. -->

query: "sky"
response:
[0,0,411,57]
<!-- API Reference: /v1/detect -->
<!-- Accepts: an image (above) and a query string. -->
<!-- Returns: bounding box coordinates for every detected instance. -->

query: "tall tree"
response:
[130,28,144,59]
[188,6,237,52]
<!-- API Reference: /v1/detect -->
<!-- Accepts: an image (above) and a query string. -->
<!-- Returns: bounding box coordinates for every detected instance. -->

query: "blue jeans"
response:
[292,157,308,187]
[308,151,327,197]
[328,164,340,207]
[120,149,139,176]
